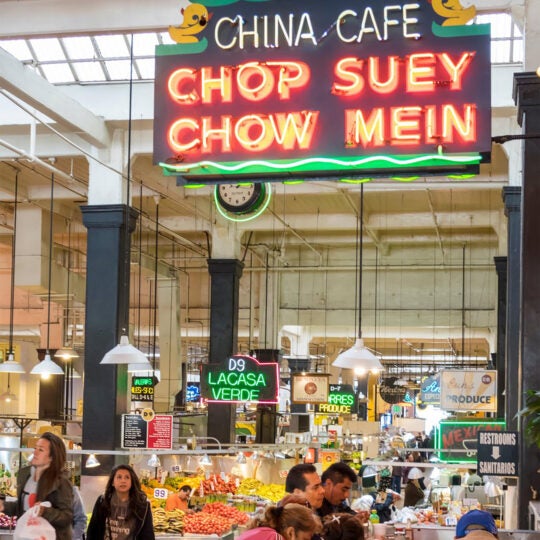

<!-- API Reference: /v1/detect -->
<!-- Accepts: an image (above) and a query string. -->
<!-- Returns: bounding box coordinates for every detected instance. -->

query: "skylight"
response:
[0,13,524,85]
[0,32,174,84]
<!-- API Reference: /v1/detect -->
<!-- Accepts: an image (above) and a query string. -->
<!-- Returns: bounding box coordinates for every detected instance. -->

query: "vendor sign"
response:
[315,384,356,414]
[420,374,440,405]
[440,369,497,412]
[436,419,505,462]
[201,354,279,403]
[154,0,491,182]
[292,373,329,404]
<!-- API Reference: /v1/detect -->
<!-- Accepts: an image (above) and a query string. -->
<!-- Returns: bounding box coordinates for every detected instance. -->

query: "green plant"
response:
[519,390,540,447]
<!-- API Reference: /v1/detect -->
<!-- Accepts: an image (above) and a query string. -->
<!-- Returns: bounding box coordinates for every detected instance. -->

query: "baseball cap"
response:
[456,510,498,538]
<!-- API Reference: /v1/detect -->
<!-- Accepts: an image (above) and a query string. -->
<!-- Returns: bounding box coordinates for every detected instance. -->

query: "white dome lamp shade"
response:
[333,339,384,372]
[0,353,26,374]
[30,353,64,376]
[100,335,151,367]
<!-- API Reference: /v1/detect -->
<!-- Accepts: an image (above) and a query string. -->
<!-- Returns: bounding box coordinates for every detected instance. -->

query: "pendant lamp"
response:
[30,174,64,377]
[101,334,151,366]
[333,184,383,373]
[85,453,100,468]
[0,172,25,375]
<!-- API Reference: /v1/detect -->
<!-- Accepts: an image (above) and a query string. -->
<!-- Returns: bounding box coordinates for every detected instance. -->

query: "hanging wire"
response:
[65,221,72,345]
[357,184,364,337]
[461,243,466,368]
[8,171,19,356]
[45,174,55,352]
[152,200,160,373]
[136,183,143,348]
[374,245,379,362]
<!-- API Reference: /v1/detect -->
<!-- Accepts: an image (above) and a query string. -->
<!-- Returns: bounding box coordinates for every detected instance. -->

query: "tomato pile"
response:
[201,475,238,494]
[202,502,250,525]
[183,512,235,535]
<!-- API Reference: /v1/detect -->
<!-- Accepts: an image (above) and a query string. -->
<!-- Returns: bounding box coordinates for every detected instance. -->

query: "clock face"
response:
[216,183,265,214]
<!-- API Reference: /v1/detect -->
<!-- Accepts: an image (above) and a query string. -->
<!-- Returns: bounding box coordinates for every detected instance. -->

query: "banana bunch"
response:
[152,508,185,533]
[237,478,263,495]
[256,483,286,503]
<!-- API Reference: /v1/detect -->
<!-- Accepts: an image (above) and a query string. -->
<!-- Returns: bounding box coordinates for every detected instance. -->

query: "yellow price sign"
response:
[141,408,155,422]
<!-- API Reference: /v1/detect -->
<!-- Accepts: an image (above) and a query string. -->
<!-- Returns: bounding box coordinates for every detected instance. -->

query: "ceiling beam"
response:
[0,48,110,148]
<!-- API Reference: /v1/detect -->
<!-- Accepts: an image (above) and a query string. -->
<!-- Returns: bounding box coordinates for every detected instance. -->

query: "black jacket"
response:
[86,494,155,540]
[317,498,356,519]
[16,466,73,540]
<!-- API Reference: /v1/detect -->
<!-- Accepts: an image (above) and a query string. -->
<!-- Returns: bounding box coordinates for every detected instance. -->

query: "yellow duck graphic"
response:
[429,0,476,26]
[169,3,212,43]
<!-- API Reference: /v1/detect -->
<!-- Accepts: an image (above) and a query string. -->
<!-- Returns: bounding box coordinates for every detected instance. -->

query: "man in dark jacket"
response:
[317,462,358,518]
[283,463,325,511]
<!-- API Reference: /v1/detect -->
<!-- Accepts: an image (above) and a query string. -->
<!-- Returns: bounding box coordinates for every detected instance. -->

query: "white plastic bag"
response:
[13,505,56,540]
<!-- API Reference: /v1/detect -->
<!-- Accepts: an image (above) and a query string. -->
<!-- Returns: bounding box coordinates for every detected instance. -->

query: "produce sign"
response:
[316,384,356,413]
[435,420,505,463]
[201,354,279,403]
[154,0,490,182]
[440,369,497,412]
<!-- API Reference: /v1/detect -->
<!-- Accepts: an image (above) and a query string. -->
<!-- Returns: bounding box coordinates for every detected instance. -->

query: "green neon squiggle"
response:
[160,154,482,174]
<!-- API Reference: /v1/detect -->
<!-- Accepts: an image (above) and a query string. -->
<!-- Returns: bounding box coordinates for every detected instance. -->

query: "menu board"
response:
[122,414,147,448]
[122,414,173,449]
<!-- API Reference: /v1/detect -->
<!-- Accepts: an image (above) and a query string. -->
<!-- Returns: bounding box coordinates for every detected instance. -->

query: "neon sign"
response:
[436,420,505,463]
[154,1,490,182]
[316,384,356,414]
[201,354,279,403]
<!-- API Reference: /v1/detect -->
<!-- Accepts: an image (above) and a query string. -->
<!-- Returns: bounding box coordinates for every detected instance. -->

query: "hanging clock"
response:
[215,183,267,215]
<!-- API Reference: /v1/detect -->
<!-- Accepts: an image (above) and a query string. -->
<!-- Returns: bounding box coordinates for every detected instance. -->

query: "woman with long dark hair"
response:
[16,431,74,540]
[87,464,154,540]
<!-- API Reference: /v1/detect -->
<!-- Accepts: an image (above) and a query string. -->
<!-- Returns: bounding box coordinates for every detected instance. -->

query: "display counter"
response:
[410,526,540,540]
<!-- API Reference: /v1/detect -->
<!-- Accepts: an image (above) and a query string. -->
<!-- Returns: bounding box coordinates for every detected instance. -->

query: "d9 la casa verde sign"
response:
[201,354,279,403]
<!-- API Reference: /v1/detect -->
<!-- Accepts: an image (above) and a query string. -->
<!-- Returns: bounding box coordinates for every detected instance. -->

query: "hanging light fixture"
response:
[100,334,151,366]
[85,453,100,468]
[0,172,25,376]
[147,453,161,468]
[31,174,63,377]
[333,184,383,373]
[100,36,149,369]
[199,454,212,466]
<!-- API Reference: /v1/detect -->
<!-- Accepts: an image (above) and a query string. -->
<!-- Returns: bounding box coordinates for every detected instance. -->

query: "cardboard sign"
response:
[440,369,497,412]
[291,374,329,404]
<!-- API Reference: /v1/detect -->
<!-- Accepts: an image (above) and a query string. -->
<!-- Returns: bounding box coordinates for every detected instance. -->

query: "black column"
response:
[513,72,540,529]
[493,256,506,419]
[81,204,138,473]
[503,187,521,430]
[207,259,243,444]
[251,349,281,444]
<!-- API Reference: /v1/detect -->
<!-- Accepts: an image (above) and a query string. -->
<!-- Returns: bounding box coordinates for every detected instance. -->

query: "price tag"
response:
[141,408,155,422]
[154,488,168,499]
[171,465,182,473]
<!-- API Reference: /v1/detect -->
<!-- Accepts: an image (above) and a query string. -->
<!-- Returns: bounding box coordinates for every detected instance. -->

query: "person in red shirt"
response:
[165,485,191,512]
